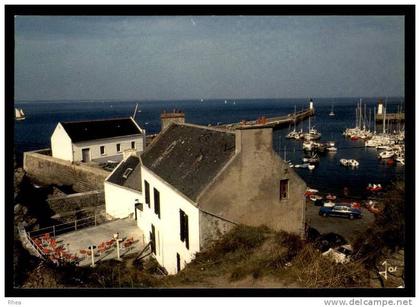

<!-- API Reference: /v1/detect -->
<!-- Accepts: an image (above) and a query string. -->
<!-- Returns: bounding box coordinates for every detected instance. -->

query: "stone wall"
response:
[198,127,307,237]
[47,190,105,213]
[199,210,236,250]
[24,149,109,192]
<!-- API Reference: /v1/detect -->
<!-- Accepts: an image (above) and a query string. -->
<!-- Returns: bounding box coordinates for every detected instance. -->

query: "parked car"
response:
[319,205,362,219]
[322,244,353,264]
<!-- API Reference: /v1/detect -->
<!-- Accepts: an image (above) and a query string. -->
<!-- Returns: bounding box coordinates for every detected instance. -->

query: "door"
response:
[82,148,90,162]
[150,224,156,255]
[134,202,143,220]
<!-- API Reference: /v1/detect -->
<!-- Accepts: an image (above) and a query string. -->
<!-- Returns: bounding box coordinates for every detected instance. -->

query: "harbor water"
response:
[14,97,405,198]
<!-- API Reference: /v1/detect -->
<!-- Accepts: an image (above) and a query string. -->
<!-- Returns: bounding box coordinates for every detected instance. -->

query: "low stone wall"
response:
[47,190,105,213]
[17,224,43,258]
[24,149,110,192]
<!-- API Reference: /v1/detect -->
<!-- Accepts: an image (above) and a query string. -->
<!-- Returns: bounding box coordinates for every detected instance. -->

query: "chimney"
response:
[123,148,137,160]
[235,127,273,156]
[160,110,185,131]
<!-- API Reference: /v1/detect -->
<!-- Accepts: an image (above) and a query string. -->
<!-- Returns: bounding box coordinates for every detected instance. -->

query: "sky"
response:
[14,16,405,101]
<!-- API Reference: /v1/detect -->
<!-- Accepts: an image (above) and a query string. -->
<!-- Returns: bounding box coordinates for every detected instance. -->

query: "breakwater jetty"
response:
[219,105,315,130]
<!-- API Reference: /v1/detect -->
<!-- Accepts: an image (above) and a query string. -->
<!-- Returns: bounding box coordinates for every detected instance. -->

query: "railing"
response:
[27,212,108,239]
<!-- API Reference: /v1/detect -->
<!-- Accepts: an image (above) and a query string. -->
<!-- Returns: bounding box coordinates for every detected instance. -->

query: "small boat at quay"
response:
[378,151,395,159]
[308,164,316,171]
[326,146,337,152]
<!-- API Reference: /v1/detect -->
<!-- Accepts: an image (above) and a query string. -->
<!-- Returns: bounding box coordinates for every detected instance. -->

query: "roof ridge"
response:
[177,122,235,134]
[61,117,132,125]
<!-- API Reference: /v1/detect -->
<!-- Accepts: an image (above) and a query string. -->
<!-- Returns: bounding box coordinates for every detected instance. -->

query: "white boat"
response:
[326,147,337,152]
[340,159,349,166]
[329,104,335,117]
[286,130,300,139]
[15,108,25,121]
[295,163,309,169]
[378,151,395,159]
[340,158,359,167]
[308,164,315,170]
[303,117,321,140]
[349,159,359,167]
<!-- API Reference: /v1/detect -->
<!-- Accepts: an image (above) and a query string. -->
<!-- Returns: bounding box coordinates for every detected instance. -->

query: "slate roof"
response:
[60,118,142,143]
[141,124,236,202]
[107,156,142,192]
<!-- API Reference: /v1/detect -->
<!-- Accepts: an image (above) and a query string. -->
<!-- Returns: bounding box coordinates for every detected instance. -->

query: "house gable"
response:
[197,127,307,238]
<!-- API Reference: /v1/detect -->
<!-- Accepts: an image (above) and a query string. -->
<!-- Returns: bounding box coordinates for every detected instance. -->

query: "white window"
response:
[122,168,133,179]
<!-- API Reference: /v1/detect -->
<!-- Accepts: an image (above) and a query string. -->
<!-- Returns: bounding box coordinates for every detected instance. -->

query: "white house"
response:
[104,123,306,275]
[51,117,146,163]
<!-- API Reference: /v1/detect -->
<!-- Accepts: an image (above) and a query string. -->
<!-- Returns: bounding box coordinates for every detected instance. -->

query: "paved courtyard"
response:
[55,218,145,266]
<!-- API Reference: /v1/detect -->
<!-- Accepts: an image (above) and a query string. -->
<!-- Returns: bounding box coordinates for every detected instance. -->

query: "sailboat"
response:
[286,106,300,139]
[329,104,335,117]
[15,108,25,121]
[303,116,321,140]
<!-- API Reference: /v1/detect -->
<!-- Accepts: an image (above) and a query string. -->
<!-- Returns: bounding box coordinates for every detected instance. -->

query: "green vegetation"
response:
[353,181,405,266]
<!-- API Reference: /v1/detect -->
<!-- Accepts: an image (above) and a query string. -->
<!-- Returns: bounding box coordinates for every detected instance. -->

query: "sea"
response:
[14,97,405,198]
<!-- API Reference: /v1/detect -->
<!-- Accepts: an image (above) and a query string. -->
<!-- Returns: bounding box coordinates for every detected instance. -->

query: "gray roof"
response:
[141,124,236,202]
[107,156,142,192]
[61,117,142,143]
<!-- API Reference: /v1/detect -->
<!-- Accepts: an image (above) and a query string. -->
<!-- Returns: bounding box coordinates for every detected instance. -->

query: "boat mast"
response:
[355,108,358,129]
[382,106,386,134]
[373,106,376,133]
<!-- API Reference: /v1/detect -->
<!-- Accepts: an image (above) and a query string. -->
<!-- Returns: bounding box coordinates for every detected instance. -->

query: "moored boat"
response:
[378,150,395,159]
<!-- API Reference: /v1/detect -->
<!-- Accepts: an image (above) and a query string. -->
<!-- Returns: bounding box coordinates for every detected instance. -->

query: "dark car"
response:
[319,205,362,219]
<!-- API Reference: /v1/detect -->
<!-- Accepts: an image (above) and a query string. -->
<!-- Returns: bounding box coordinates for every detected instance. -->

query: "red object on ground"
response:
[387,159,395,165]
[42,248,52,254]
[351,136,359,140]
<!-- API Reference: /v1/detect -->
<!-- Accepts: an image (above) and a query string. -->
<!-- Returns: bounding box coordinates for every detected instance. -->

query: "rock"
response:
[22,206,28,215]
[21,221,28,228]
[14,204,22,214]
[27,218,38,227]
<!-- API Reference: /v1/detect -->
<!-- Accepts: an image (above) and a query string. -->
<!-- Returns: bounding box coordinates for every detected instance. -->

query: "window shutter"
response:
[180,210,185,242]
[185,214,189,249]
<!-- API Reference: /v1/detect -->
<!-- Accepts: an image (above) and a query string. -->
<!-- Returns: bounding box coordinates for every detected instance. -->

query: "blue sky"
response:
[14,16,404,100]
